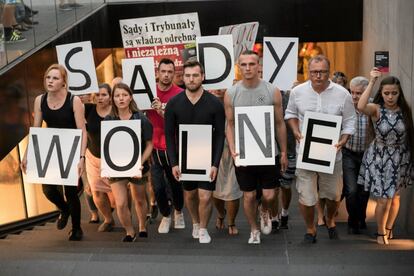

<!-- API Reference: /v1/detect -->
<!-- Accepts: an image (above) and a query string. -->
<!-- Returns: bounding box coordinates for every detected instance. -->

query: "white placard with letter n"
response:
[179,124,212,181]
[122,57,157,110]
[235,105,275,166]
[101,120,142,178]
[297,111,342,174]
[56,41,99,95]
[26,127,82,186]
[196,35,235,90]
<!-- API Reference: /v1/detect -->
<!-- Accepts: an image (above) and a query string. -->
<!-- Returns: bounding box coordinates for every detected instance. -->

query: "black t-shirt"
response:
[104,111,153,174]
[164,90,225,167]
[41,92,76,129]
[85,103,104,158]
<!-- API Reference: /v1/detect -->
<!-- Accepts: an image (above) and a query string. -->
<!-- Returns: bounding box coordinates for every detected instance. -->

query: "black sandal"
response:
[228,224,239,235]
[215,210,226,230]
[375,233,389,245]
[386,227,393,239]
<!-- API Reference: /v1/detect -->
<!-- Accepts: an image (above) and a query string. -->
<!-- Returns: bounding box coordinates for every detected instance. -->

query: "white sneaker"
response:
[174,212,185,229]
[192,223,200,239]
[199,228,211,243]
[158,216,171,234]
[260,209,272,235]
[248,230,261,244]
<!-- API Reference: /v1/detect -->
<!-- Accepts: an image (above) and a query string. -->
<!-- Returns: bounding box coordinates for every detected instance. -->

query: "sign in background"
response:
[296,111,342,174]
[374,51,389,73]
[263,37,299,91]
[26,127,82,186]
[56,41,99,95]
[179,124,212,181]
[235,106,275,166]
[122,57,157,110]
[101,120,142,178]
[120,13,201,69]
[196,35,235,90]
[218,21,259,61]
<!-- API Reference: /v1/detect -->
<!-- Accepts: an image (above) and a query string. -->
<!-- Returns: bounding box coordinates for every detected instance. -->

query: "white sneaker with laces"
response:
[260,209,272,235]
[174,212,185,229]
[199,228,211,243]
[248,230,261,244]
[192,223,200,239]
[158,216,171,234]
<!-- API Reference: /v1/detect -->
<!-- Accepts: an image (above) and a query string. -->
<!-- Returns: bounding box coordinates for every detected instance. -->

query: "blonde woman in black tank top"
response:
[20,64,87,241]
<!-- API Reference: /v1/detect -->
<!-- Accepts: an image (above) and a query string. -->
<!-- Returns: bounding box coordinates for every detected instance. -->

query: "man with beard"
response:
[165,60,225,243]
[147,58,185,234]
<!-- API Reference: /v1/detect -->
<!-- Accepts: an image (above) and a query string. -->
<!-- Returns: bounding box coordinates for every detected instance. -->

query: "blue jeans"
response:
[342,148,369,228]
[151,149,184,217]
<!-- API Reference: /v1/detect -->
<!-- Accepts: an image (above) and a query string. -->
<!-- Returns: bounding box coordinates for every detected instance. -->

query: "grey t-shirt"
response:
[227,80,280,156]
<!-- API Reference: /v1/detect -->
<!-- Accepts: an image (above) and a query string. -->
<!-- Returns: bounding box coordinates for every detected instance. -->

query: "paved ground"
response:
[1,190,414,276]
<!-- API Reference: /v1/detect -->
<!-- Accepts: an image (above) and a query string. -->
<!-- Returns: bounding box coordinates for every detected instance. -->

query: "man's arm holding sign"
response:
[335,88,356,151]
[273,88,288,172]
[224,92,238,160]
[284,89,303,143]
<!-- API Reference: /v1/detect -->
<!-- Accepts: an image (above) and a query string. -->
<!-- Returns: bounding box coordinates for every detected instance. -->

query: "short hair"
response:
[183,60,204,74]
[332,71,348,85]
[43,64,68,90]
[349,76,369,90]
[308,55,330,70]
[158,58,175,70]
[238,50,260,63]
[99,83,112,96]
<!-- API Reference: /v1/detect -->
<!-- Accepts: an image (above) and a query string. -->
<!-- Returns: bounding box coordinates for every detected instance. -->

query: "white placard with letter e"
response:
[122,57,157,110]
[101,120,142,178]
[56,41,99,95]
[297,111,342,174]
[26,127,82,186]
[179,124,212,181]
[196,35,235,90]
[235,105,275,166]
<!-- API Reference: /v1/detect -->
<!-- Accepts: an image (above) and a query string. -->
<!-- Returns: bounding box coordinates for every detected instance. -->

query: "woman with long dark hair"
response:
[21,64,87,241]
[105,82,153,242]
[357,68,414,245]
[84,83,116,232]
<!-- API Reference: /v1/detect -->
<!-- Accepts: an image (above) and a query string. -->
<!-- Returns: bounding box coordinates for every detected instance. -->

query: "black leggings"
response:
[42,184,81,229]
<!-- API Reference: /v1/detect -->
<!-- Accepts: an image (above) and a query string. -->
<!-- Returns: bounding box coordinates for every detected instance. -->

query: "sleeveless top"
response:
[41,92,76,129]
[227,80,279,156]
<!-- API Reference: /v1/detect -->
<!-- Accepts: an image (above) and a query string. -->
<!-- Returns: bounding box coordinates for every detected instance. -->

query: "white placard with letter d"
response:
[235,105,275,166]
[179,124,212,181]
[26,127,82,186]
[297,111,342,174]
[101,120,142,178]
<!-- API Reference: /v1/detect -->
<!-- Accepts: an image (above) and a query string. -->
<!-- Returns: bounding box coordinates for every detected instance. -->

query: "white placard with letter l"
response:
[122,57,157,110]
[263,37,298,91]
[179,124,212,181]
[235,105,275,166]
[296,111,342,174]
[26,127,82,186]
[56,41,99,95]
[101,120,142,178]
[196,35,235,90]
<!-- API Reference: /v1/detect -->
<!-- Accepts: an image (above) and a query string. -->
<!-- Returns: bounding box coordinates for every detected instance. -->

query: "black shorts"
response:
[108,174,149,186]
[235,159,281,192]
[182,180,216,191]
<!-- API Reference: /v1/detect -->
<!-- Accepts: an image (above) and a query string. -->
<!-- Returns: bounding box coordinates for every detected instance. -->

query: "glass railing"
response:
[0,0,105,70]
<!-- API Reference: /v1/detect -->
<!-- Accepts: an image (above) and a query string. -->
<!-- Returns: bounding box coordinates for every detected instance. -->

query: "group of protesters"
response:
[20,50,413,245]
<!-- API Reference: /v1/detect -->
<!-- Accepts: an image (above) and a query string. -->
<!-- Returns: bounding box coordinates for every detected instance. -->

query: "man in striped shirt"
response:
[342,76,370,234]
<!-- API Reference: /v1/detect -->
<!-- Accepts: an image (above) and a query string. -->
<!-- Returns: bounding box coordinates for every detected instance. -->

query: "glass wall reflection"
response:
[0,0,104,69]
